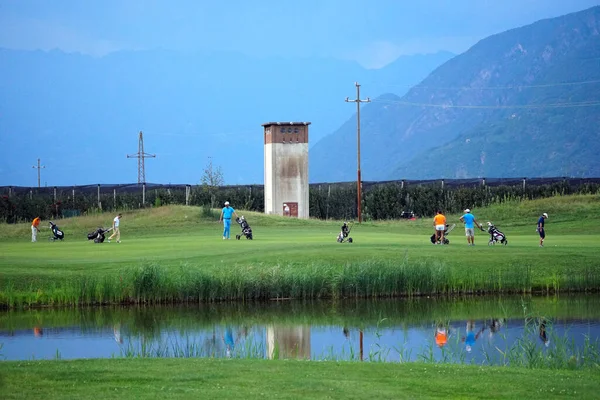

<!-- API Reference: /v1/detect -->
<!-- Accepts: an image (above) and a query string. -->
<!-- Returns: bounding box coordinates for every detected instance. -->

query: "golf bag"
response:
[487,222,508,245]
[49,221,65,241]
[430,223,455,245]
[87,227,112,243]
[337,221,353,243]
[235,216,253,240]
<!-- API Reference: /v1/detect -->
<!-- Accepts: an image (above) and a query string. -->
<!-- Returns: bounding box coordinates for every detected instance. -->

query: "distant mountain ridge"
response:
[310,6,600,182]
[0,48,454,186]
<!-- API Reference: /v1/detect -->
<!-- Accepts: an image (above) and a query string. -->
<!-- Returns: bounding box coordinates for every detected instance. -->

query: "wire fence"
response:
[1,177,599,223]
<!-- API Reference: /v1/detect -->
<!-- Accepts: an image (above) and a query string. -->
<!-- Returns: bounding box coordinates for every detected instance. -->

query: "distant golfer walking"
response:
[108,213,122,243]
[459,209,481,246]
[219,201,239,240]
[31,216,41,242]
[537,212,548,247]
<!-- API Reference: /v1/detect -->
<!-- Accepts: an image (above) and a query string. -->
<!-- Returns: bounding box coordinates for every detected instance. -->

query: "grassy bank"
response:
[1,195,599,307]
[1,358,599,399]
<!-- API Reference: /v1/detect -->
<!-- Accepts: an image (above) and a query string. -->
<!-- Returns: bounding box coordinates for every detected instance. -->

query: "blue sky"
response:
[1,0,599,68]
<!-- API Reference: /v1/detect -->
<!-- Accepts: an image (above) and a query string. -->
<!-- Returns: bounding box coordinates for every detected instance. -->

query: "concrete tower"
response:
[263,122,310,218]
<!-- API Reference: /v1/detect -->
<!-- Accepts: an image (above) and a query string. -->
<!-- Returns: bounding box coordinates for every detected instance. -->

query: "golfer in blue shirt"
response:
[219,201,239,240]
[459,208,481,246]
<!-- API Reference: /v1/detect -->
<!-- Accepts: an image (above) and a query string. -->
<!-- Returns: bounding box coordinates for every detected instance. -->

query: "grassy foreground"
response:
[1,358,599,400]
[1,195,599,307]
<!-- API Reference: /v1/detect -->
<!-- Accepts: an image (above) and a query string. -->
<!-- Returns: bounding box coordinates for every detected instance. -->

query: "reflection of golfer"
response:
[219,201,239,240]
[462,320,485,353]
[435,326,448,348]
[284,204,290,217]
[222,326,240,358]
[31,216,41,242]
[539,319,550,347]
[108,213,122,243]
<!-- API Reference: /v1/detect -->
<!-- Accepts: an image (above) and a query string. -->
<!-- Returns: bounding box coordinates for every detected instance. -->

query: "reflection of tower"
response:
[266,325,311,359]
[263,122,310,218]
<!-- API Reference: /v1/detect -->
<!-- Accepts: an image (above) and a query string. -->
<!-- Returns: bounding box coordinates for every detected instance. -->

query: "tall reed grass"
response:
[2,257,600,308]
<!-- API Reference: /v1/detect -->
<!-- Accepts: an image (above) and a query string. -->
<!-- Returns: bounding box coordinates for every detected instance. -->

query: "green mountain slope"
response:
[310,6,600,182]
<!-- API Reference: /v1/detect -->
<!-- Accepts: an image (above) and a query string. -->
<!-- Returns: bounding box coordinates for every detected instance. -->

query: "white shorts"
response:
[435,225,445,231]
[465,228,475,236]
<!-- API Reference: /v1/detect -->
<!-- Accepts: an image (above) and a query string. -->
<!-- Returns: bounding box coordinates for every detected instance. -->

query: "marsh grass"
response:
[3,258,600,308]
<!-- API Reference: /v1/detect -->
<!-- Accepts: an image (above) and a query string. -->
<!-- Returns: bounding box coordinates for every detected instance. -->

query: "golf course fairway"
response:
[1,194,599,306]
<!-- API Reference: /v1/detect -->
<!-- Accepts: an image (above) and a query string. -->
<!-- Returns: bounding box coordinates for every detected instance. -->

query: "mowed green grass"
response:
[1,194,599,290]
[2,359,599,400]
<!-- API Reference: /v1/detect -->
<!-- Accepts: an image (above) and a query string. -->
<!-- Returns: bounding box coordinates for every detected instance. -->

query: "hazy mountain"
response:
[0,49,453,186]
[310,6,600,182]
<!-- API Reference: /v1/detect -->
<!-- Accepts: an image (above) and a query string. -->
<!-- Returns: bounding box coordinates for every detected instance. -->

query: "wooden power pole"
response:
[345,82,370,223]
[32,158,45,188]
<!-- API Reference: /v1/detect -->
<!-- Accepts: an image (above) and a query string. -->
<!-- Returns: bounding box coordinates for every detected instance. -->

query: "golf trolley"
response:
[430,223,455,245]
[87,227,113,243]
[337,221,354,243]
[235,216,253,240]
[48,221,65,241]
[486,222,508,246]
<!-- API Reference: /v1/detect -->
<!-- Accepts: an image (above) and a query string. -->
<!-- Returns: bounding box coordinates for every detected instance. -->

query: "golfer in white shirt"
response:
[108,213,122,243]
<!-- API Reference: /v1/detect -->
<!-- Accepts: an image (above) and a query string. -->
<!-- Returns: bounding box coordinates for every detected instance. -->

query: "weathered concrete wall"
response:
[264,142,309,218]
[264,123,310,219]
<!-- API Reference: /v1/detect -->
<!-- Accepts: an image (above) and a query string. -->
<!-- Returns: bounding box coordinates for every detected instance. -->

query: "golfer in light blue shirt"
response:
[459,208,481,246]
[219,201,239,240]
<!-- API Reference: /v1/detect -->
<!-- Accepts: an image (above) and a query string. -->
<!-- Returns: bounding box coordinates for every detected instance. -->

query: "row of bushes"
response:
[1,180,599,223]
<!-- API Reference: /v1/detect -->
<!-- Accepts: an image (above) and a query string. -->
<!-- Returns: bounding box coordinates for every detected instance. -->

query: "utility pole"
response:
[345,82,370,223]
[127,131,156,184]
[32,158,45,188]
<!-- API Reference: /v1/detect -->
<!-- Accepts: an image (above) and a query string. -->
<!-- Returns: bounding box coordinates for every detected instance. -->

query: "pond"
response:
[2,295,600,366]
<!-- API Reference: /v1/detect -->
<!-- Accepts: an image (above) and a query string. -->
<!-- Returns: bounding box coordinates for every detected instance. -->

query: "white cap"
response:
[543,213,548,218]
[224,201,230,205]
[487,221,492,226]
[464,209,471,213]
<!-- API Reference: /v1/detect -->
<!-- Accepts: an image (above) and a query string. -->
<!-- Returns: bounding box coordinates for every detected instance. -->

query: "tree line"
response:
[1,178,598,224]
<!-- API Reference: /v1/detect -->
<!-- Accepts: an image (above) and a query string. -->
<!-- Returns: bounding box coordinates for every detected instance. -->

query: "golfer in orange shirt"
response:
[31,216,41,242]
[433,210,446,245]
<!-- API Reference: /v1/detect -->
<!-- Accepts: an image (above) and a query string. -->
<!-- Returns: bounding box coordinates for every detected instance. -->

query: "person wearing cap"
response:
[219,201,239,240]
[537,212,548,247]
[459,208,481,246]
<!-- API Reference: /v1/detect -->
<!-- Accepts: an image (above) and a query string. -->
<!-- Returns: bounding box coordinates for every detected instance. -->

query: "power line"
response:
[127,131,156,184]
[361,78,600,91]
[371,98,600,110]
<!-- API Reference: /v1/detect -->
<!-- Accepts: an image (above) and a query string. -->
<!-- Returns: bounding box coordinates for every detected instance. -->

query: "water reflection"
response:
[1,296,600,364]
[267,326,311,360]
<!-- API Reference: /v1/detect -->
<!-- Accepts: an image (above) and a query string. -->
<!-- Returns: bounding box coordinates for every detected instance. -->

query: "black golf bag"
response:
[487,223,508,245]
[337,222,353,243]
[87,227,112,243]
[49,221,64,241]
[235,216,253,240]
[430,223,455,245]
